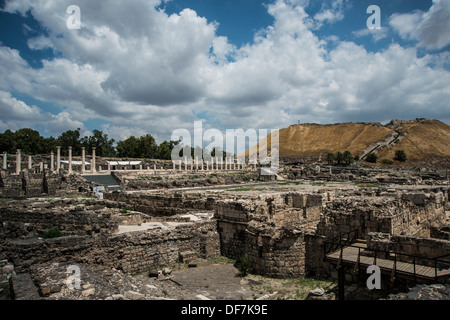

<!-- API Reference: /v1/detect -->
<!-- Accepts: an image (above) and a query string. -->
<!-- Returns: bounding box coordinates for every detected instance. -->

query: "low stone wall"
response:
[215,193,323,278]
[101,221,220,273]
[104,192,216,217]
[0,235,95,272]
[0,207,118,239]
[0,221,220,275]
[0,171,98,199]
[430,225,450,240]
[316,191,446,239]
[366,232,450,267]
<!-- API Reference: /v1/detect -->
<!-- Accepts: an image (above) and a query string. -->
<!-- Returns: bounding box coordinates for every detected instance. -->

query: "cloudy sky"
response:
[0,0,449,143]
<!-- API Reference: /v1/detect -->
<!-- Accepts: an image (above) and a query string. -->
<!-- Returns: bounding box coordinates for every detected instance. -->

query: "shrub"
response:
[381,159,393,165]
[41,227,61,239]
[121,207,131,214]
[365,153,378,163]
[394,150,407,162]
[237,254,253,276]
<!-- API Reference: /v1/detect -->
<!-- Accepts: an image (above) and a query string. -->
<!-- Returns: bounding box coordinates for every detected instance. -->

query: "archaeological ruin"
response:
[0,146,449,301]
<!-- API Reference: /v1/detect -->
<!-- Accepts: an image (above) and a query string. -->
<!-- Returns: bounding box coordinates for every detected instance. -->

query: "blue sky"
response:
[0,0,449,143]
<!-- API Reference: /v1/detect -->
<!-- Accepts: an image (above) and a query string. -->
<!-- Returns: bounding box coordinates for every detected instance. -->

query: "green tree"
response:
[14,128,46,155]
[325,152,335,165]
[157,140,178,160]
[42,136,57,154]
[81,129,116,157]
[394,150,407,162]
[343,150,354,165]
[139,134,158,159]
[116,136,140,158]
[57,128,82,156]
[0,129,17,154]
[335,151,344,165]
[365,153,378,163]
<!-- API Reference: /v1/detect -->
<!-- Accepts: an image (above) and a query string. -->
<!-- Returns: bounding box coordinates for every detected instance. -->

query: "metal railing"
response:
[323,229,360,257]
[325,235,450,281]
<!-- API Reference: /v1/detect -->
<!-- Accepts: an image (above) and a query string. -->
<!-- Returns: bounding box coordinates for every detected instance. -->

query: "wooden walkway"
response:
[325,242,450,281]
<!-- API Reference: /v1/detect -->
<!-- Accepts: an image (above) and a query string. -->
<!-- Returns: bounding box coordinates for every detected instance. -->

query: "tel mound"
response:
[256,118,450,167]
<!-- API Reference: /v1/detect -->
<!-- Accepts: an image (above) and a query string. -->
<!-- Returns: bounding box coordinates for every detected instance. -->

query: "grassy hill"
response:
[247,119,450,167]
[376,119,450,165]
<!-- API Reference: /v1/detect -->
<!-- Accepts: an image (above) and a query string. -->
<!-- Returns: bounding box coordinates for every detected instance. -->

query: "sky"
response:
[0,0,449,144]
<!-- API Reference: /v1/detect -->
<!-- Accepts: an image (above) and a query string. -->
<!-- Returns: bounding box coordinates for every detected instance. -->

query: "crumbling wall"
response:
[104,192,216,217]
[99,221,220,273]
[316,191,446,240]
[0,206,118,239]
[0,221,220,275]
[215,193,323,278]
[366,232,450,266]
[0,171,97,199]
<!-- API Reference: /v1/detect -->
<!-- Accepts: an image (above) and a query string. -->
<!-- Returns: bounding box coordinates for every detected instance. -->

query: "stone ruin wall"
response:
[306,189,448,278]
[104,192,218,217]
[316,190,446,240]
[1,220,220,275]
[1,181,448,286]
[215,192,324,278]
[0,171,96,198]
[0,195,221,276]
[366,232,450,268]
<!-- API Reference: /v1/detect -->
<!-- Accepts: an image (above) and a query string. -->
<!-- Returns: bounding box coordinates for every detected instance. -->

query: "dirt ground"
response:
[158,257,337,300]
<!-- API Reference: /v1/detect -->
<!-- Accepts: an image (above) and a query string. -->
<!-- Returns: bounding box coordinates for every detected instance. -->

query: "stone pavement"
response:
[170,263,261,300]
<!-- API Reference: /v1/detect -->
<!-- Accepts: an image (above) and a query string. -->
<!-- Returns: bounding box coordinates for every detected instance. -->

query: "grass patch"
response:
[151,176,163,181]
[277,181,304,185]
[237,254,253,277]
[40,226,61,239]
[121,206,132,214]
[0,198,14,203]
[354,183,380,188]
[229,187,266,192]
[207,256,236,265]
[311,182,326,186]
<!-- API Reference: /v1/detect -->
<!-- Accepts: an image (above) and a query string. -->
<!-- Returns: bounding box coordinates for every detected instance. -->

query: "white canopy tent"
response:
[106,161,142,166]
[60,160,90,165]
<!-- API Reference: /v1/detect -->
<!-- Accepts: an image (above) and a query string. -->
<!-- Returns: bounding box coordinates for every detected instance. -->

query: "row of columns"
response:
[171,156,257,172]
[1,147,97,175]
[2,149,257,175]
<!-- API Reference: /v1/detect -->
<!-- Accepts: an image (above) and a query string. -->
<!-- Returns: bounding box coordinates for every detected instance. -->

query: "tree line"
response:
[325,149,406,165]
[0,128,179,159]
[0,128,232,160]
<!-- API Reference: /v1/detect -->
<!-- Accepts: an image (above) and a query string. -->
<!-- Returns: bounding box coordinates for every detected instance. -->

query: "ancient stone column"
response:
[68,146,73,174]
[81,147,86,173]
[39,162,43,173]
[107,162,111,171]
[50,151,54,172]
[2,152,6,170]
[15,149,21,174]
[184,157,187,171]
[91,147,96,173]
[56,146,61,171]
[28,155,32,170]
[196,157,199,171]
[173,161,175,171]
[178,160,182,170]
